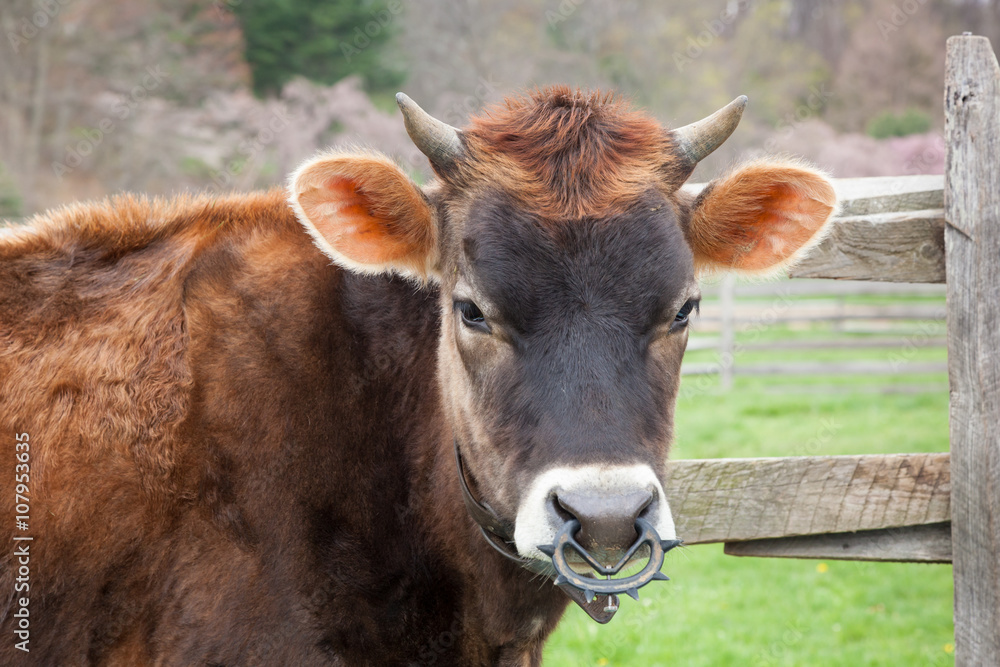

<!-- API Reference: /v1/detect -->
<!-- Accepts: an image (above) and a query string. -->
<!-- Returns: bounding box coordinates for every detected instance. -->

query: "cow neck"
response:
[452,440,619,624]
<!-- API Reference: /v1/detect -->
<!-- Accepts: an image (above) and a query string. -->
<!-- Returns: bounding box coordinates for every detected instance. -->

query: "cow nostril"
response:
[555,489,655,553]
[636,492,654,519]
[547,494,575,524]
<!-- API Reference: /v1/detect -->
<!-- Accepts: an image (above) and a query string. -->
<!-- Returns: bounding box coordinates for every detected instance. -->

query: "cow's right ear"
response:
[289,150,438,281]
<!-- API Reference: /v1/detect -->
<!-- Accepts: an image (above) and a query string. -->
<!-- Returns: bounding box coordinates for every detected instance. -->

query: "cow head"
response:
[289,88,835,600]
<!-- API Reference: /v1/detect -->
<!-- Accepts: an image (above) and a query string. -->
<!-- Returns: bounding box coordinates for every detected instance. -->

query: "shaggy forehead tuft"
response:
[460,86,679,220]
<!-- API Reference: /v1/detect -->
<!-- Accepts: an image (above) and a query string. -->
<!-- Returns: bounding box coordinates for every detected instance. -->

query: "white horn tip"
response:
[673,94,749,167]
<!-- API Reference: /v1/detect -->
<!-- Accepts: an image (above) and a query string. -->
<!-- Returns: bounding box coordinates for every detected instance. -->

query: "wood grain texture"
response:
[944,35,1000,665]
[666,454,951,544]
[724,522,952,563]
[681,361,947,377]
[707,279,945,298]
[833,174,943,216]
[697,300,946,323]
[789,209,945,283]
[739,337,947,351]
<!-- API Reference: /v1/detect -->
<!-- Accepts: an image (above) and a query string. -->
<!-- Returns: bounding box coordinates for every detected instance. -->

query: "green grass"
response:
[545,547,955,666]
[543,297,954,665]
[671,380,948,460]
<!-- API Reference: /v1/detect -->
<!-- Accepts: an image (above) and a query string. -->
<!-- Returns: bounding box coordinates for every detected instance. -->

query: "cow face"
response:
[290,88,835,572]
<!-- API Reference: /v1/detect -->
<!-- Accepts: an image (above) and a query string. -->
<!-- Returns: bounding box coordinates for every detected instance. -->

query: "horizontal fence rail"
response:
[790,175,945,283]
[665,454,951,562]
[695,301,945,325]
[682,361,948,377]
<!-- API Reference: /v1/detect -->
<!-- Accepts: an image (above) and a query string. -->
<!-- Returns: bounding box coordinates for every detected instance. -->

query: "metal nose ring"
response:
[538,517,682,603]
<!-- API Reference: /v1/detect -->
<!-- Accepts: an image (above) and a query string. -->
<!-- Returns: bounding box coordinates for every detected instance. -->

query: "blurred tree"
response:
[827,3,945,132]
[0,161,23,220]
[233,0,405,97]
[727,2,830,126]
[867,108,932,139]
[3,0,988,212]
[0,0,251,211]
[0,0,56,212]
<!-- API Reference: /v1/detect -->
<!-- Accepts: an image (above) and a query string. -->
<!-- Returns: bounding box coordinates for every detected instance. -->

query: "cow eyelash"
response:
[671,299,699,330]
[455,300,490,333]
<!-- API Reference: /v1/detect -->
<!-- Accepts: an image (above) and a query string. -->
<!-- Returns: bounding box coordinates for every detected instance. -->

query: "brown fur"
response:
[0,192,286,508]
[460,87,679,220]
[0,191,287,662]
[0,189,566,665]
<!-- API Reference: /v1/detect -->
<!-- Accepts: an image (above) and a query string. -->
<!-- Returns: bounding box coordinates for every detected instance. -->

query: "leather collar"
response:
[452,440,619,623]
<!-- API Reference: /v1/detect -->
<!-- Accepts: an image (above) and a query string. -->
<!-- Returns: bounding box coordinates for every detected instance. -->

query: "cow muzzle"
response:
[454,442,680,623]
[556,488,655,562]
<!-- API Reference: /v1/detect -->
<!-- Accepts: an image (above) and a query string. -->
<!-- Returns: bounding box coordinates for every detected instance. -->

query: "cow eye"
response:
[672,299,698,329]
[455,300,489,332]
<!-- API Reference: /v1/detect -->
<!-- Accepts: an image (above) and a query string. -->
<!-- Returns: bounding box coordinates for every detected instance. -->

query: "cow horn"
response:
[396,92,464,169]
[670,95,748,168]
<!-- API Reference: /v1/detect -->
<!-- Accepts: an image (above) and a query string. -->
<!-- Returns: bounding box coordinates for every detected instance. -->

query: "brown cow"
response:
[0,87,835,665]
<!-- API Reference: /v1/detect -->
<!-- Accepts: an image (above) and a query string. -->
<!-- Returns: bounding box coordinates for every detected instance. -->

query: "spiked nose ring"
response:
[537,517,681,617]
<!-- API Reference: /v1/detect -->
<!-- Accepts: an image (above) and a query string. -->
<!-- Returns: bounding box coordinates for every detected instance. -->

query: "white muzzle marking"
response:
[512,464,676,561]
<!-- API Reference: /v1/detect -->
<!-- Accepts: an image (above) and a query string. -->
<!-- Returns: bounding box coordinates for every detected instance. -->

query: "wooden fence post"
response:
[944,35,1000,665]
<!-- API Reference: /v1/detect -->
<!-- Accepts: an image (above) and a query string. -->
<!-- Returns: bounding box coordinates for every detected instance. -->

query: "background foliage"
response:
[233,0,405,96]
[1,0,994,217]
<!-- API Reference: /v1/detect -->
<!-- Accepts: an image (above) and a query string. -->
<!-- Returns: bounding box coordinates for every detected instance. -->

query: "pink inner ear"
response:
[299,176,414,265]
[736,182,832,270]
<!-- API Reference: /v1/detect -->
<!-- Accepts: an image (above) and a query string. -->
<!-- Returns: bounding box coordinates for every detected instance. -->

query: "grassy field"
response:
[543,294,954,666]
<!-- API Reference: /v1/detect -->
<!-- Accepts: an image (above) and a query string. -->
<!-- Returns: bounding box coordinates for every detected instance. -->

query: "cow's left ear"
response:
[685,160,837,275]
[289,150,438,281]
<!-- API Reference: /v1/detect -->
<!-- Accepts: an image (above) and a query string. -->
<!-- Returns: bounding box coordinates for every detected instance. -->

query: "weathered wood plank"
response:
[696,300,945,323]
[740,337,947,351]
[832,174,943,216]
[683,174,942,217]
[756,384,949,396]
[703,279,945,298]
[732,361,945,376]
[789,209,945,283]
[681,361,947,377]
[724,522,952,563]
[944,35,1000,665]
[686,337,947,355]
[666,454,951,544]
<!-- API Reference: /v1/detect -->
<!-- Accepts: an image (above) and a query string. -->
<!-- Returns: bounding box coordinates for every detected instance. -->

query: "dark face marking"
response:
[444,189,697,508]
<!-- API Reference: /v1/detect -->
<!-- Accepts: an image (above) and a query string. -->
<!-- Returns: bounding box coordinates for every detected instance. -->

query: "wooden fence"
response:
[663,35,999,666]
[681,275,948,387]
[679,173,949,388]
